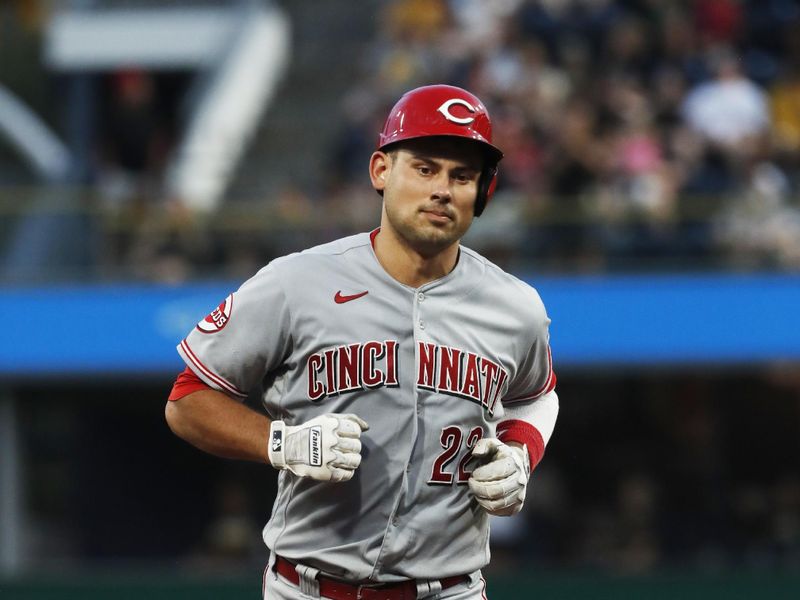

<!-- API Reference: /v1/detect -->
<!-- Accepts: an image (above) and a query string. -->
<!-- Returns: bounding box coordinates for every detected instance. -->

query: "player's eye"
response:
[453,171,477,184]
[416,165,433,176]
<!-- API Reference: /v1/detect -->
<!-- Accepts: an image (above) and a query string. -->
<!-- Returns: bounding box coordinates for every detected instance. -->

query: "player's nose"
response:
[430,173,452,202]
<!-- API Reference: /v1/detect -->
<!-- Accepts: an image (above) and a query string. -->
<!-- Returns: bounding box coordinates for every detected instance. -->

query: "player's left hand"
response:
[468,438,530,516]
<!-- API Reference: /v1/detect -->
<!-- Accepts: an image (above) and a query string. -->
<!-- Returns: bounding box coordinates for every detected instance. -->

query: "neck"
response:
[372,227,460,288]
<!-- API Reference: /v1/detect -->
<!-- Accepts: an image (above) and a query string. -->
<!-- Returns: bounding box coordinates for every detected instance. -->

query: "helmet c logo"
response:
[437,98,476,125]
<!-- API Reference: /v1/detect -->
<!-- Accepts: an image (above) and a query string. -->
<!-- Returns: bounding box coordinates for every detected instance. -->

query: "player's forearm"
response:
[497,390,559,469]
[165,389,271,464]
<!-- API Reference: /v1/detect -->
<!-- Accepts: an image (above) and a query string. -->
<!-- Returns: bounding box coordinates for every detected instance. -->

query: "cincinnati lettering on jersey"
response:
[307,340,398,401]
[417,342,508,415]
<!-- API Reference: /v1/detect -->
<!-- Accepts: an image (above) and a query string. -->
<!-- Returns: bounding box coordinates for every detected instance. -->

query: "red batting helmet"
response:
[377,84,504,217]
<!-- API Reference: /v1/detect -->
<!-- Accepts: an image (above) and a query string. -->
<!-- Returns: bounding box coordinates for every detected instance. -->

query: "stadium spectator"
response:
[681,48,770,148]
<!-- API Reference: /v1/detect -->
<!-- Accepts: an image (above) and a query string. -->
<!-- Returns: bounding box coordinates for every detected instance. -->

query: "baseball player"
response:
[165,84,559,599]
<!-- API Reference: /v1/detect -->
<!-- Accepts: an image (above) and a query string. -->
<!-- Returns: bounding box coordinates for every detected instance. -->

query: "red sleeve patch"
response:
[168,366,213,401]
[496,419,546,470]
[196,293,233,333]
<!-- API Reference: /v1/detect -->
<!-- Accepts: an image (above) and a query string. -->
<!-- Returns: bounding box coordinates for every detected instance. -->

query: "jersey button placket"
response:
[416,289,426,330]
[414,289,427,413]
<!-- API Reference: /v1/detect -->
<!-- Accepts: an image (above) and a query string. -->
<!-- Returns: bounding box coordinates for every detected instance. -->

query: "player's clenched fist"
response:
[268,414,369,482]
[468,438,530,516]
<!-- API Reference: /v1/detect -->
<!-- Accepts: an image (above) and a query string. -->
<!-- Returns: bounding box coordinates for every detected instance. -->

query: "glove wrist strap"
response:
[268,420,287,469]
[519,443,531,479]
[508,443,531,481]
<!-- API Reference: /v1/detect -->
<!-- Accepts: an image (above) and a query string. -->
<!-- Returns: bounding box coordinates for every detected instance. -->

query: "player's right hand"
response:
[268,414,369,482]
[468,438,530,516]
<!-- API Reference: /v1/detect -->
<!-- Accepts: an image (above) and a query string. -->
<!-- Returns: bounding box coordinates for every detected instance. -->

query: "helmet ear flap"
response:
[474,164,498,217]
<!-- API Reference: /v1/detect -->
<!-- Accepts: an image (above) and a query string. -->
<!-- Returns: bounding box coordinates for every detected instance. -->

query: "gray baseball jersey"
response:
[177,229,555,582]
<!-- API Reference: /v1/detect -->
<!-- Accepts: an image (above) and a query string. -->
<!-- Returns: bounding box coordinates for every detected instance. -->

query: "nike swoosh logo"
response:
[334,290,369,304]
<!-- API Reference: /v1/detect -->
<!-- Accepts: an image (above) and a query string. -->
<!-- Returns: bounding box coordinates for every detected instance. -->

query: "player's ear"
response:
[369,151,390,193]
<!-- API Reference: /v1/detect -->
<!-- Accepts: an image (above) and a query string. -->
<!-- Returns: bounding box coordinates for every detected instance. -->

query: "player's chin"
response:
[417,222,458,244]
[417,212,463,239]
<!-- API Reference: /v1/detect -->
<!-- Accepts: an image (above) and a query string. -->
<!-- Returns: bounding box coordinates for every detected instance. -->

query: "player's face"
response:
[371,138,484,256]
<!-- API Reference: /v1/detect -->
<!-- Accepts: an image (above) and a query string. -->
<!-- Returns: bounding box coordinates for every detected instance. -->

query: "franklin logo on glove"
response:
[309,426,322,466]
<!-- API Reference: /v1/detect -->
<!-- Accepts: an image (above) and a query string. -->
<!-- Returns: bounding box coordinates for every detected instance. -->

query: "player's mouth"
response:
[420,208,454,224]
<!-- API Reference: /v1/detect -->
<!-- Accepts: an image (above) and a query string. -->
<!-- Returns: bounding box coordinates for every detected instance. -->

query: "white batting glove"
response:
[468,438,530,516]
[268,413,369,482]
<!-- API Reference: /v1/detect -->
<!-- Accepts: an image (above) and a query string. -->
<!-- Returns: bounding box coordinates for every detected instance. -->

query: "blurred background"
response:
[1,0,800,598]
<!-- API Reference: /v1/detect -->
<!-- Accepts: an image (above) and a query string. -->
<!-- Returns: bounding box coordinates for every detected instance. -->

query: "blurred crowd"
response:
[324,0,800,272]
[5,0,800,279]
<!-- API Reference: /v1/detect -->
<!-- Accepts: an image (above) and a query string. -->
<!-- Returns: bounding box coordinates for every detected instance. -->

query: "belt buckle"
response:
[355,583,393,600]
[354,578,417,600]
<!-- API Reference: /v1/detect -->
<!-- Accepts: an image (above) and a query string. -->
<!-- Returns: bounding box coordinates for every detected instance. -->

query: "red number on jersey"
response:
[456,426,484,484]
[429,426,462,485]
[429,425,484,486]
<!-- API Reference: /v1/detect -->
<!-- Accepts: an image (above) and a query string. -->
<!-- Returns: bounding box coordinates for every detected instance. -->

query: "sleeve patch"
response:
[196,293,234,334]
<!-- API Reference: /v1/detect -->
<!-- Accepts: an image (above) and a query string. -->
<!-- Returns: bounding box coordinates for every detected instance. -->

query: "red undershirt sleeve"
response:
[168,366,214,401]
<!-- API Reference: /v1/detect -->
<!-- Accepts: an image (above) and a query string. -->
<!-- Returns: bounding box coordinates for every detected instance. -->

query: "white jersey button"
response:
[417,292,425,302]
[418,320,425,329]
